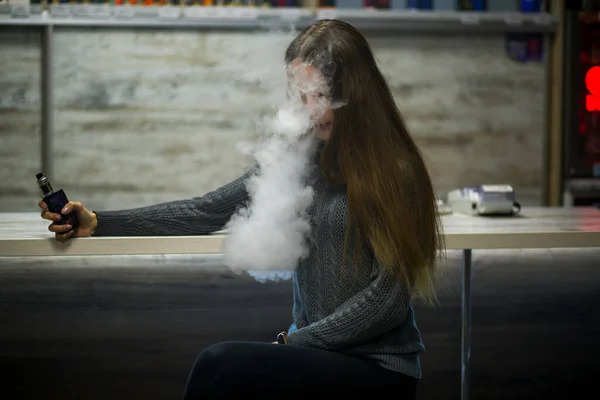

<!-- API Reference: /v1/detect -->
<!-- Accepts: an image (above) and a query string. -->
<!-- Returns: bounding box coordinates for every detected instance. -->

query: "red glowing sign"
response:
[586,66,600,112]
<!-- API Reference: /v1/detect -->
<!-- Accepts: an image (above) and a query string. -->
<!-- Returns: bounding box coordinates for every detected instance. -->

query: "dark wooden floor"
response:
[1,249,599,400]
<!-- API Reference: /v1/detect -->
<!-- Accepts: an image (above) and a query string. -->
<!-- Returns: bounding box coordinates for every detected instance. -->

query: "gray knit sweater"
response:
[92,159,425,379]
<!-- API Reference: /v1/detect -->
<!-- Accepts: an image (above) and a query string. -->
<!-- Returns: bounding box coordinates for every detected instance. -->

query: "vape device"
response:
[447,185,521,216]
[36,172,79,229]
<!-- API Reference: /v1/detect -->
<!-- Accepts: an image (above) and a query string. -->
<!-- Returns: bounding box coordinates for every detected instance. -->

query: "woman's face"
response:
[288,59,335,140]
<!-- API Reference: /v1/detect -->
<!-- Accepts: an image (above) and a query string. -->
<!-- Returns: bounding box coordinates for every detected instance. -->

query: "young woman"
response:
[39,19,442,399]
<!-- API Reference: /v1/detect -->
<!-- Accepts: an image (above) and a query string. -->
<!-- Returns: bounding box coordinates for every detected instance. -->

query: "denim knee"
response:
[183,342,232,399]
[193,342,234,375]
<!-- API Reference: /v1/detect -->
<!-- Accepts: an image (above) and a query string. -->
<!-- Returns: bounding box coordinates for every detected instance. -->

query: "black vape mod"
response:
[36,172,79,230]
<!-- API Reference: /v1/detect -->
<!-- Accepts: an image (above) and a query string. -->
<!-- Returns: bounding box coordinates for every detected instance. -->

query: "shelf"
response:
[319,9,557,33]
[0,5,558,33]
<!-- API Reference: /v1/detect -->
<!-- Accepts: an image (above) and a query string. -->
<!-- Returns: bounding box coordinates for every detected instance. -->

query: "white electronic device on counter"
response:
[447,185,521,216]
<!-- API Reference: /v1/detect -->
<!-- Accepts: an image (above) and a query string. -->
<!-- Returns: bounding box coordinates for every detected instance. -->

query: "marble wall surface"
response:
[0,27,547,212]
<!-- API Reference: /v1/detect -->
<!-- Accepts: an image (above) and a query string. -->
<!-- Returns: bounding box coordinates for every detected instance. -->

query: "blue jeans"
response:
[183,341,418,399]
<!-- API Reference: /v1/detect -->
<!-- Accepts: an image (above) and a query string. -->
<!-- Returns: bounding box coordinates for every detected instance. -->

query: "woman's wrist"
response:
[276,331,288,344]
[90,211,99,235]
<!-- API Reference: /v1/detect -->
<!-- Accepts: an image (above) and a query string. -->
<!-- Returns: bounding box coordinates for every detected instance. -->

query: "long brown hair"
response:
[285,20,444,304]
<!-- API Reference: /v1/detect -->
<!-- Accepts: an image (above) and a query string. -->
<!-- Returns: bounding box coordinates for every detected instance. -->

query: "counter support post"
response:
[461,248,473,400]
[41,24,54,180]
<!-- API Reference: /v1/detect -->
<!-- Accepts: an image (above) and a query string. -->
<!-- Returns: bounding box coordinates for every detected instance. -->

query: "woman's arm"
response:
[285,261,410,350]
[92,165,258,237]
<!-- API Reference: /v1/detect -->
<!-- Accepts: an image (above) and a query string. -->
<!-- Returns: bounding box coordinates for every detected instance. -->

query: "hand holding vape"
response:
[36,172,80,230]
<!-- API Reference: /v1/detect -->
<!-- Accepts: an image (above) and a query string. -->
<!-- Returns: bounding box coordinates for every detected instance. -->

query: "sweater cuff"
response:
[91,210,127,237]
[285,328,318,348]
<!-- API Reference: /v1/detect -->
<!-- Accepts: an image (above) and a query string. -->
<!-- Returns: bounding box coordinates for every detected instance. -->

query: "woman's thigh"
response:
[182,341,417,400]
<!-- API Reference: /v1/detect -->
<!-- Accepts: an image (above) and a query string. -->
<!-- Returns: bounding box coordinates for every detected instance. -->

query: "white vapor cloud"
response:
[221,50,332,277]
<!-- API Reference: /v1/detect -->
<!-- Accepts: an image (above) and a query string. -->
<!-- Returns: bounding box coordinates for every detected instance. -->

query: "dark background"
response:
[1,249,599,400]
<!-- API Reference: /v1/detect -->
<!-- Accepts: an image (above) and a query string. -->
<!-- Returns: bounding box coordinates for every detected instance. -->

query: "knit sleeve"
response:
[92,165,258,237]
[285,262,411,350]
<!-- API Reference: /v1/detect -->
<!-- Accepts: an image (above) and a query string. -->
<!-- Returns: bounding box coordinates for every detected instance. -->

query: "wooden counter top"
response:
[1,207,599,257]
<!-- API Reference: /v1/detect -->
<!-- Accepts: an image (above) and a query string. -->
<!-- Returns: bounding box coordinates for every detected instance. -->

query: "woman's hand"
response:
[38,200,98,242]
